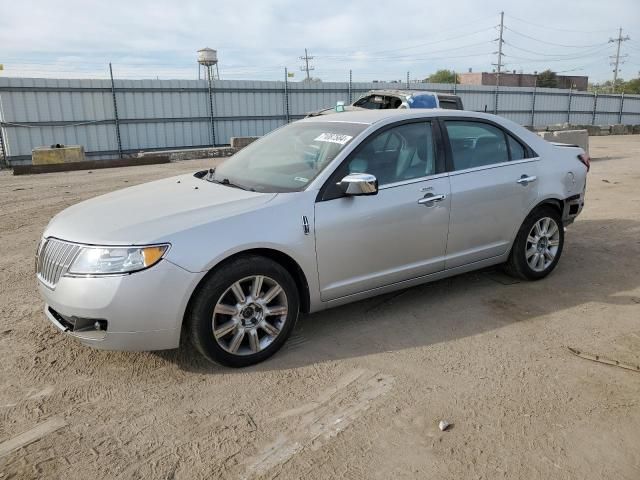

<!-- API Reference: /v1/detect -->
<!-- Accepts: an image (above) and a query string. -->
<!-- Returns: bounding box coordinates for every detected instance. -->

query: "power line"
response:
[505,42,610,58]
[505,27,609,48]
[347,25,497,56]
[506,14,614,34]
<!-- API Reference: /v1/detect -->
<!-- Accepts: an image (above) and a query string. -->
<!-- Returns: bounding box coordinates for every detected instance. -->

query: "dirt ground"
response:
[0,135,639,479]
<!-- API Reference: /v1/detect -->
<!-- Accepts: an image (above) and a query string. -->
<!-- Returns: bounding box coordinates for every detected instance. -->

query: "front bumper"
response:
[38,259,203,351]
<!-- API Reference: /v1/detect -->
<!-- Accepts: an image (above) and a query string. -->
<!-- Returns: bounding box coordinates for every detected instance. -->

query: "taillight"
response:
[578,153,590,172]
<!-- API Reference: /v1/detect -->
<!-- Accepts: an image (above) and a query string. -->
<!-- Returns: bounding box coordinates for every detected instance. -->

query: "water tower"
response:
[197,48,220,80]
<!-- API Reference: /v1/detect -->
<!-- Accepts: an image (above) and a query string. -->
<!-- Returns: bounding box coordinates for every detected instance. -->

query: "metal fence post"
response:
[348,69,353,104]
[592,92,598,126]
[109,63,123,159]
[284,67,290,124]
[453,71,457,94]
[530,85,537,126]
[406,71,410,90]
[494,85,499,115]
[207,66,216,146]
[0,123,7,168]
[618,92,625,124]
[566,87,572,124]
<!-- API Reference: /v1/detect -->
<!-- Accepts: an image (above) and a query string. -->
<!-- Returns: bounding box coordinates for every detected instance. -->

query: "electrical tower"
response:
[300,48,315,80]
[609,28,630,92]
[492,11,505,86]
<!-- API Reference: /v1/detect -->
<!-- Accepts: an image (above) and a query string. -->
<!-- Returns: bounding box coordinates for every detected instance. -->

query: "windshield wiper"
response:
[211,176,252,191]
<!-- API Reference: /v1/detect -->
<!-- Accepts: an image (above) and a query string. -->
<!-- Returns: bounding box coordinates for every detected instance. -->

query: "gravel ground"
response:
[1,135,639,479]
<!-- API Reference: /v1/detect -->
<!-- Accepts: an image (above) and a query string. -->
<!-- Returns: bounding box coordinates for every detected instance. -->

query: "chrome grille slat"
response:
[42,241,57,285]
[52,244,72,283]
[37,239,79,288]
[47,241,63,282]
[42,241,55,282]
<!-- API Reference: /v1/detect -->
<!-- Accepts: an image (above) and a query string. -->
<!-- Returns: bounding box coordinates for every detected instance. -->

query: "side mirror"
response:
[338,173,378,196]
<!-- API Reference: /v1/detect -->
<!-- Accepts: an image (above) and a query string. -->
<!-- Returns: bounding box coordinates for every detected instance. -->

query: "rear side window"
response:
[444,121,509,171]
[353,95,402,110]
[439,99,462,110]
[507,134,526,160]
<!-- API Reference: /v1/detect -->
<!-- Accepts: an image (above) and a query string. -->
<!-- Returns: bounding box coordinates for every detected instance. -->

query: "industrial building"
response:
[458,72,588,91]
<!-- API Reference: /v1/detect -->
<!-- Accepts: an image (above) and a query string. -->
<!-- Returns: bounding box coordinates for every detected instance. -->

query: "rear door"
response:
[442,119,539,268]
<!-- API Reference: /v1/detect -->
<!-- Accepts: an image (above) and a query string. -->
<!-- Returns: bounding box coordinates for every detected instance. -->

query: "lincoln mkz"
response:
[37,109,589,366]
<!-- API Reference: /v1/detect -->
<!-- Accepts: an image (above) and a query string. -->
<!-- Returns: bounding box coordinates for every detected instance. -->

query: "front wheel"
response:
[505,206,564,280]
[187,256,299,367]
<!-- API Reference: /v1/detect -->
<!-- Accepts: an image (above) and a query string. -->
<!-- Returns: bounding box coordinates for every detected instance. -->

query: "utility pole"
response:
[492,11,505,87]
[609,28,630,92]
[300,48,315,81]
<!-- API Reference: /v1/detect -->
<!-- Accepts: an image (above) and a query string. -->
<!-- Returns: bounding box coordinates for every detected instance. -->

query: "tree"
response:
[427,69,458,84]
[536,70,558,88]
[623,77,640,94]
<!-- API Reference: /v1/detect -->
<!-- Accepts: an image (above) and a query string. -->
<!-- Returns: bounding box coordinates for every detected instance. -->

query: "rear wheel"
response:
[505,206,564,280]
[187,256,299,367]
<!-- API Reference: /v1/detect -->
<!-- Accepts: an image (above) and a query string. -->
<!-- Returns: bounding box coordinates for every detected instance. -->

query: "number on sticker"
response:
[314,133,353,145]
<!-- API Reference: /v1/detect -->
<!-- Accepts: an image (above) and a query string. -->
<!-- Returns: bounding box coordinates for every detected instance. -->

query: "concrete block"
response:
[538,130,589,152]
[537,131,555,141]
[633,125,640,134]
[599,126,611,136]
[547,123,567,132]
[610,124,626,135]
[551,130,589,153]
[137,146,236,162]
[624,125,634,135]
[230,137,259,149]
[32,145,85,165]
[581,125,602,136]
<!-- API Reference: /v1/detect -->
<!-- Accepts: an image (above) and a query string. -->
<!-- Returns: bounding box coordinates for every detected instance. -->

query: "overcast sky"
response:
[1,0,639,83]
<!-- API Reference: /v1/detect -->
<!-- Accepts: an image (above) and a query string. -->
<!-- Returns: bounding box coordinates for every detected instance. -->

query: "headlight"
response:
[67,245,169,275]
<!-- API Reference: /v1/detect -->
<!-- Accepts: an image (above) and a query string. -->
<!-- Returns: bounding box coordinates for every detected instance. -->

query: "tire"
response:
[187,255,299,367]
[505,206,564,281]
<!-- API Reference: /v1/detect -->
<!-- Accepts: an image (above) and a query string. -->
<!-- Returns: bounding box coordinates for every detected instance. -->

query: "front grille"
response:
[36,239,81,288]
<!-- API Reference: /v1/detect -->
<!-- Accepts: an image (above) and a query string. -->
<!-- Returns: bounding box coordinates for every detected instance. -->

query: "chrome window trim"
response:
[378,172,449,190]
[448,157,540,177]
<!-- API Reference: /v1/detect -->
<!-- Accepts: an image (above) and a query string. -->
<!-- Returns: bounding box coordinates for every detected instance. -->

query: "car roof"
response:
[298,108,498,126]
[360,89,460,98]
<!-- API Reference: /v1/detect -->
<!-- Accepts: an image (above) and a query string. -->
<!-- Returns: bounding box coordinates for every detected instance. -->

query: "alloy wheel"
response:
[212,275,288,356]
[525,217,560,272]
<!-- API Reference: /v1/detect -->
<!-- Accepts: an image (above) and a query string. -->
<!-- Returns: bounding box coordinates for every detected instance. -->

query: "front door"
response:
[314,121,451,301]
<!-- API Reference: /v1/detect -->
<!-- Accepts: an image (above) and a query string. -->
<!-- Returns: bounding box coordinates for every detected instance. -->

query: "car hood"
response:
[44,173,277,245]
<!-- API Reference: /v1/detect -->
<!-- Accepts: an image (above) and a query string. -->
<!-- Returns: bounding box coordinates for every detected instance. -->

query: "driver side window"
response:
[346,122,436,186]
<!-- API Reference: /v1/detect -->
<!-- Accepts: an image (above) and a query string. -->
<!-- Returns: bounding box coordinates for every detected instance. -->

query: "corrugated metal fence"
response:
[1,76,639,166]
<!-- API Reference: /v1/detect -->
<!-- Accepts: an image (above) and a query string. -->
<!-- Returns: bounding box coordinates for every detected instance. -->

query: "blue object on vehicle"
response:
[407,93,438,109]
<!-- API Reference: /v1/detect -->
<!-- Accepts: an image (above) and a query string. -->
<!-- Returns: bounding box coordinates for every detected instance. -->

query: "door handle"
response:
[517,175,537,186]
[418,194,446,205]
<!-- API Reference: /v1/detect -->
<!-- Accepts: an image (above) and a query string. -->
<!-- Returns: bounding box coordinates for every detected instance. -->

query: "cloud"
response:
[0,0,638,82]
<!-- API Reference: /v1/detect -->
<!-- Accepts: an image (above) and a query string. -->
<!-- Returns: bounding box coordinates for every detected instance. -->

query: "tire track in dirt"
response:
[241,368,394,479]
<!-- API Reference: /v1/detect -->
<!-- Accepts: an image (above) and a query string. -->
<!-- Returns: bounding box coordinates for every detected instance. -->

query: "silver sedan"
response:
[36,109,589,367]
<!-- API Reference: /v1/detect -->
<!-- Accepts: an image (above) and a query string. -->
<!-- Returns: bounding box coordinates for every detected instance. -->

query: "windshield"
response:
[212,122,366,193]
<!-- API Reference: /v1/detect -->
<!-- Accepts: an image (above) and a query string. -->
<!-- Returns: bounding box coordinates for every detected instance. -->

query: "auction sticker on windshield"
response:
[314,133,353,145]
